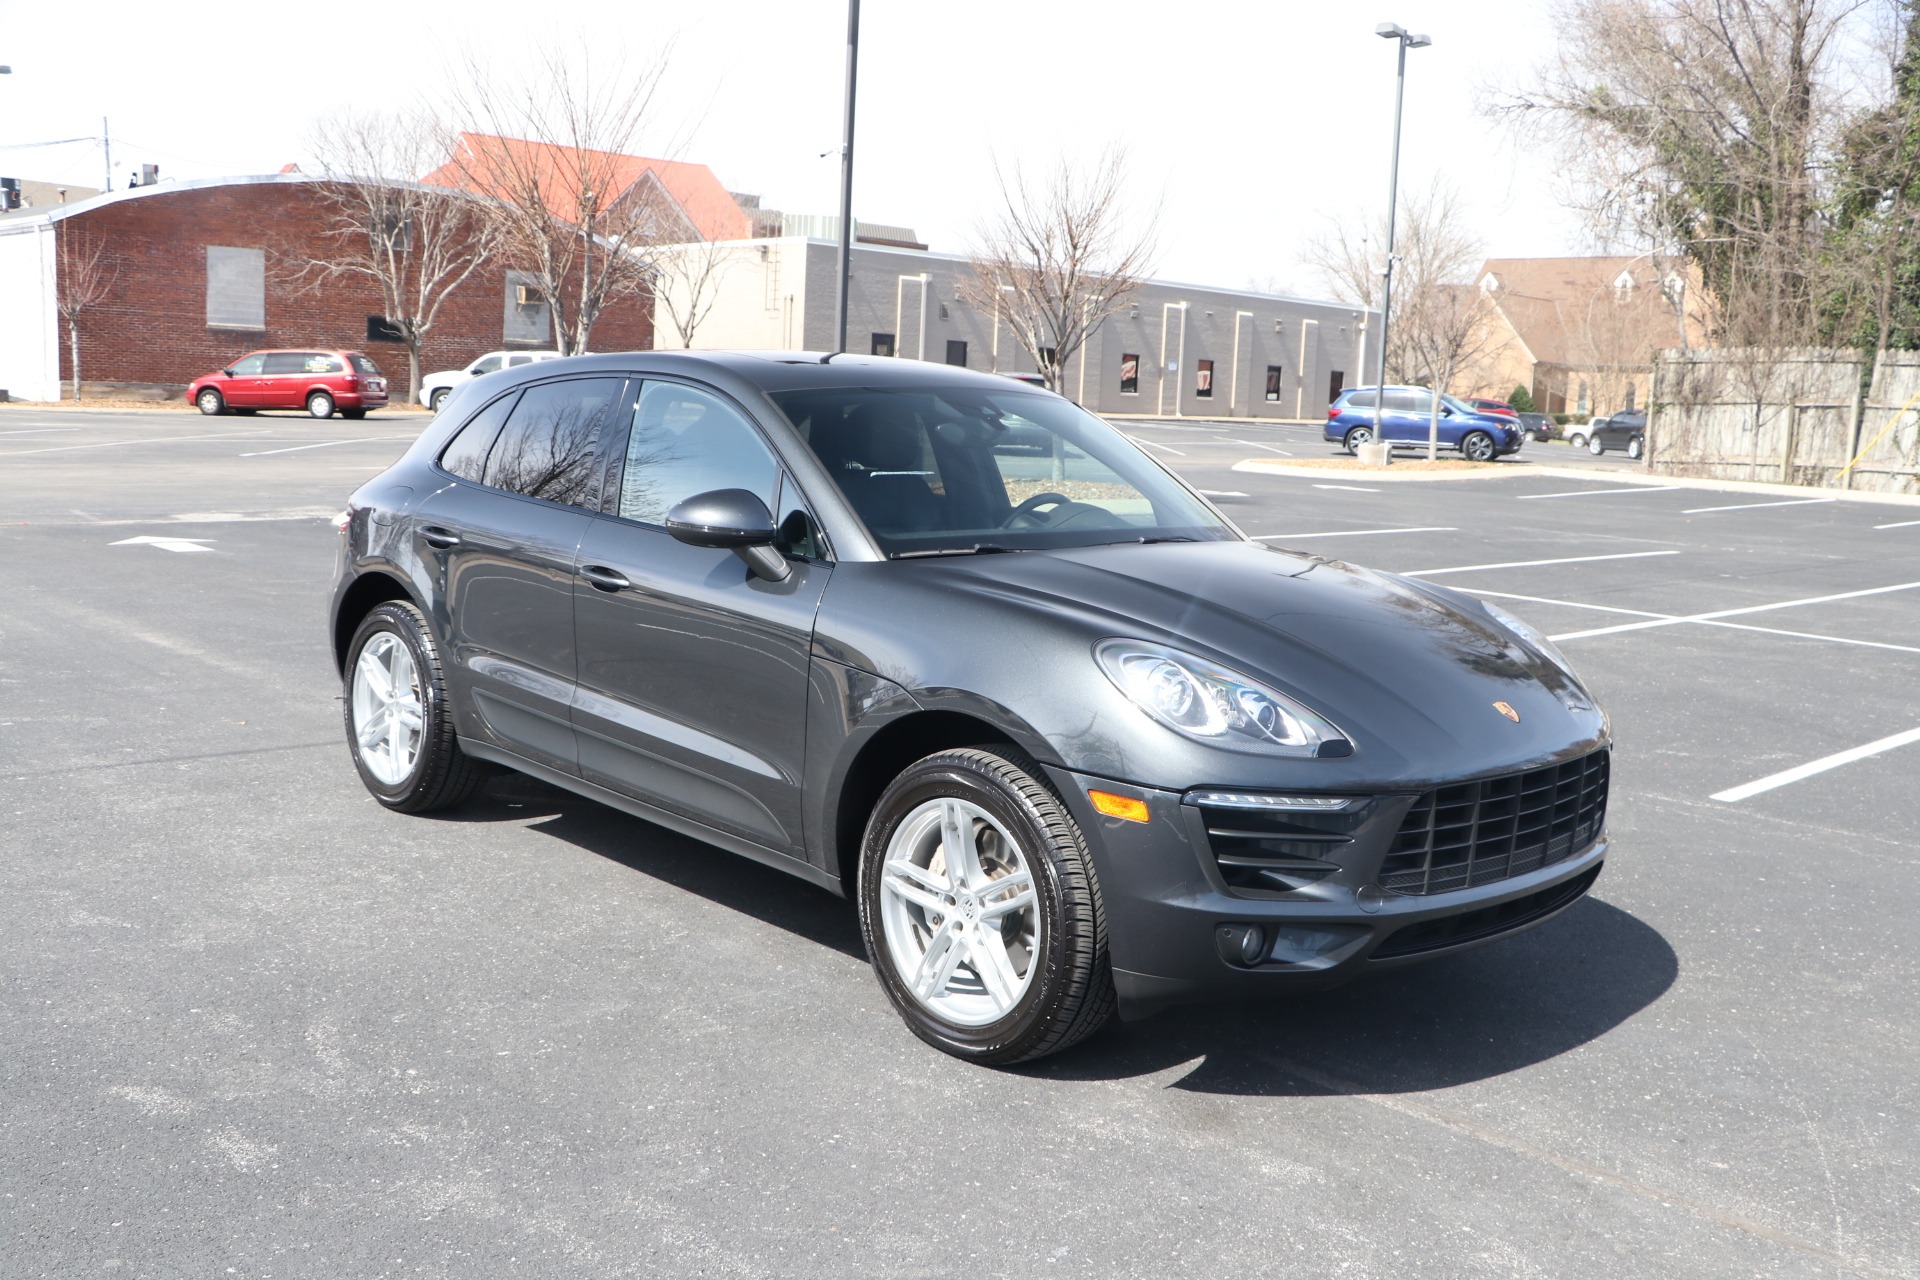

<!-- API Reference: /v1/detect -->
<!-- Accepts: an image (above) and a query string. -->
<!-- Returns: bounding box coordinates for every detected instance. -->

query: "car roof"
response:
[476,350,1061,399]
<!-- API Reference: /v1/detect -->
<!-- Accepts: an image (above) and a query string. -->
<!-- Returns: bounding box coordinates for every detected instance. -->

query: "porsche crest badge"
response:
[1493,701,1521,723]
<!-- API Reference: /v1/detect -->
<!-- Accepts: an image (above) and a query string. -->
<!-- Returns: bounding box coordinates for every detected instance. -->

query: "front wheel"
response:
[343,601,484,813]
[1342,426,1375,454]
[196,389,225,416]
[859,748,1115,1065]
[1627,436,1644,460]
[429,388,450,412]
[1462,430,1496,462]
[308,390,335,419]
[1589,435,1606,455]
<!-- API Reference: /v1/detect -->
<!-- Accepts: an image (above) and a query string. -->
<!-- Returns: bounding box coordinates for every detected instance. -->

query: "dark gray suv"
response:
[331,352,1611,1064]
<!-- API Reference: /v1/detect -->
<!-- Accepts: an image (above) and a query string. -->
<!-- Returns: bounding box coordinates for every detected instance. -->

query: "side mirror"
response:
[665,488,789,582]
[222,368,236,378]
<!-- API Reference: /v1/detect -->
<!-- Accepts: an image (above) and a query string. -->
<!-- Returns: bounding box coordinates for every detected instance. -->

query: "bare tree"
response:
[1301,180,1497,387]
[958,148,1157,395]
[292,109,497,405]
[440,45,685,357]
[649,236,736,348]
[56,224,116,403]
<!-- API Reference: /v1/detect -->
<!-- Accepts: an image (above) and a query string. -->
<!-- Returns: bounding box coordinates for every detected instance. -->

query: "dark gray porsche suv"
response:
[331,352,1611,1064]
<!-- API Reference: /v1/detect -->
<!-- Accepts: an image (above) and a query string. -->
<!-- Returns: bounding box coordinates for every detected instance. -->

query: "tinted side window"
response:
[438,391,521,483]
[261,352,308,375]
[1346,390,1377,409]
[618,381,779,527]
[483,377,624,507]
[230,354,266,375]
[1385,390,1426,413]
[472,355,504,374]
[350,354,380,375]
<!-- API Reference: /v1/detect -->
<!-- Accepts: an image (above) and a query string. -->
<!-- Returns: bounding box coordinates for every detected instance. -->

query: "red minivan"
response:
[188,349,389,418]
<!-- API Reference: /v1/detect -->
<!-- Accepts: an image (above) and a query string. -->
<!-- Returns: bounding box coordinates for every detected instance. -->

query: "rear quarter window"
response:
[437,392,521,483]
[350,354,380,375]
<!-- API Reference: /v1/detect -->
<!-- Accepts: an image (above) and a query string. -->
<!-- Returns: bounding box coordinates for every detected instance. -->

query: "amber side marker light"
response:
[1088,790,1151,823]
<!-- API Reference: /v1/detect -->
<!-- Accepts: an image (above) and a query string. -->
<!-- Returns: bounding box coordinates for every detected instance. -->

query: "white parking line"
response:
[1254,526,1456,540]
[1313,484,1381,492]
[239,434,411,457]
[1682,496,1837,515]
[1464,588,1920,655]
[1548,580,1920,641]
[1404,550,1680,578]
[1196,490,1248,498]
[0,431,269,456]
[1517,486,1678,500]
[1126,435,1185,456]
[1712,727,1920,802]
[1227,438,1295,456]
[0,427,80,437]
[1874,518,1920,529]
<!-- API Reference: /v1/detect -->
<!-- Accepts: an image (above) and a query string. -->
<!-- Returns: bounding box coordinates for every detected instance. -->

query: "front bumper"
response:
[1043,763,1607,1019]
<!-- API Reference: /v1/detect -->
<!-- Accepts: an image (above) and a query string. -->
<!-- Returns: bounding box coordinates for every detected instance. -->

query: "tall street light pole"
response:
[832,0,860,356]
[1370,22,1430,448]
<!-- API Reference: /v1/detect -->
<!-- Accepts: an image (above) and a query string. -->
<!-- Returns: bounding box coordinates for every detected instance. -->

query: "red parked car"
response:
[188,349,389,419]
[1468,397,1520,419]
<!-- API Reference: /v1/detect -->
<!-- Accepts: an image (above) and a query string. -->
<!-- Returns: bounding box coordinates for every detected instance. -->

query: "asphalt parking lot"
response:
[4,406,1917,1278]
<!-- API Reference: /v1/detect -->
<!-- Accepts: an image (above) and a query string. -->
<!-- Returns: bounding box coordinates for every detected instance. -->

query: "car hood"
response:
[913,539,1604,777]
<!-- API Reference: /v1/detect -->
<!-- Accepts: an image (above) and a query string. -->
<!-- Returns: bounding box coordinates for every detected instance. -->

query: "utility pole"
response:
[832,0,860,356]
[1370,24,1430,448]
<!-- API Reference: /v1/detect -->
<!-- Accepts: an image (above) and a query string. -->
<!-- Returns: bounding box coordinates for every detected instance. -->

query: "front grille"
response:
[1379,750,1608,897]
[1196,802,1375,896]
[1371,865,1602,959]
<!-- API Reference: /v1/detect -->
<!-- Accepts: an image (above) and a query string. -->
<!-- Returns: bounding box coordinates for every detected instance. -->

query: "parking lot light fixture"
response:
[1370,22,1431,448]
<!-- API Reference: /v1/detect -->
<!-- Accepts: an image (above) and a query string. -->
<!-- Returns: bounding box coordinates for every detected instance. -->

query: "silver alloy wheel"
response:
[1589,435,1606,454]
[1628,437,1644,459]
[350,632,424,786]
[878,796,1040,1027]
[1346,426,1373,452]
[1464,431,1495,462]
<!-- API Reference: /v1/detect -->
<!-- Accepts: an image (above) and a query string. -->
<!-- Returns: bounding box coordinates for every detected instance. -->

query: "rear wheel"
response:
[1342,426,1375,454]
[859,748,1115,1065]
[341,408,367,420]
[196,389,225,416]
[1589,435,1606,455]
[1567,432,1588,449]
[343,601,484,813]
[1462,430,1496,462]
[308,390,335,419]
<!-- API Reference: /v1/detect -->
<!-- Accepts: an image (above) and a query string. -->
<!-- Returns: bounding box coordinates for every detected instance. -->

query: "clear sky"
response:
[0,0,1587,296]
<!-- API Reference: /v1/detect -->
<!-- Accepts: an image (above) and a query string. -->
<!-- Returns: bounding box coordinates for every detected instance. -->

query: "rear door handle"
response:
[419,525,461,549]
[579,565,631,593]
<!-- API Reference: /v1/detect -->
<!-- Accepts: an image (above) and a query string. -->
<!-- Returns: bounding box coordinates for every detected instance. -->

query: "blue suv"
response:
[1325,386,1523,461]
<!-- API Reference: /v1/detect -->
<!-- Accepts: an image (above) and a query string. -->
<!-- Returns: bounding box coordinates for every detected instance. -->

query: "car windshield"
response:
[769,386,1236,557]
[1442,394,1480,414]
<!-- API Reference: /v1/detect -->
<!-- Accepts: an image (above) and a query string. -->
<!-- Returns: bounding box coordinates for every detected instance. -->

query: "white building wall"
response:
[0,222,62,402]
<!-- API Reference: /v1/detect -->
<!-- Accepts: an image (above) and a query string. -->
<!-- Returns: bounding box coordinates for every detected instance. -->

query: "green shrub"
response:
[1509,385,1537,414]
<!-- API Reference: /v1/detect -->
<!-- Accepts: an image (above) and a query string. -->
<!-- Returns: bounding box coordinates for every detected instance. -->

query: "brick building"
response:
[0,173,652,404]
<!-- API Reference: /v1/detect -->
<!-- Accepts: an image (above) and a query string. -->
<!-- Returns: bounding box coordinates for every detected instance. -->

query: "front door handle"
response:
[419,525,461,549]
[579,565,631,593]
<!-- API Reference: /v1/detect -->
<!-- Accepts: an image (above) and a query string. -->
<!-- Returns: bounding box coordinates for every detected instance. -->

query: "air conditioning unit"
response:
[515,285,545,307]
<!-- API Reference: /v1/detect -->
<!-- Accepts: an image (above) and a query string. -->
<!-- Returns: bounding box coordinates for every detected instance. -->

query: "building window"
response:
[366,315,405,344]
[1196,359,1214,398]
[1265,366,1283,402]
[1328,370,1345,404]
[1577,380,1590,414]
[945,339,968,367]
[1120,353,1140,395]
[871,332,896,357]
[503,271,551,345]
[205,246,265,330]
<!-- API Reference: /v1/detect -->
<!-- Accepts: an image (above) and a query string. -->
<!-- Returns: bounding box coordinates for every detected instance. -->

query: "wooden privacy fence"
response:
[1648,348,1920,494]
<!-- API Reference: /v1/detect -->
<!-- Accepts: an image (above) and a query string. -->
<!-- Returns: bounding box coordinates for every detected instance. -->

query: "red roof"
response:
[422,133,749,242]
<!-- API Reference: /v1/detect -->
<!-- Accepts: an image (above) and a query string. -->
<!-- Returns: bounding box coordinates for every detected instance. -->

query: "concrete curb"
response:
[1231,457,1920,507]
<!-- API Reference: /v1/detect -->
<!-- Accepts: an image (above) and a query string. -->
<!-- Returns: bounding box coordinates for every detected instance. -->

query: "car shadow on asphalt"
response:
[439,770,869,963]
[1024,896,1676,1095]
[441,774,1674,1095]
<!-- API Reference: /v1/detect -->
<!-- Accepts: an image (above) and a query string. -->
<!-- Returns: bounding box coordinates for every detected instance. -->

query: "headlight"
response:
[1094,640,1351,757]
[1483,602,1581,681]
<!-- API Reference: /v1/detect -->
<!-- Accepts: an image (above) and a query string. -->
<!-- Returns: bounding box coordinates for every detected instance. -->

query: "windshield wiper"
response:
[891,543,1022,559]
[1117,535,1199,545]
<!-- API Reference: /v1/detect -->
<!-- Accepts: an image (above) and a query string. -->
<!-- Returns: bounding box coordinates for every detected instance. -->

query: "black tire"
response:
[858,747,1116,1065]
[1462,430,1496,462]
[196,388,225,416]
[1589,434,1606,455]
[308,390,335,419]
[342,600,484,814]
[1342,426,1375,454]
[1627,435,1644,460]
[429,388,450,412]
[340,408,367,420]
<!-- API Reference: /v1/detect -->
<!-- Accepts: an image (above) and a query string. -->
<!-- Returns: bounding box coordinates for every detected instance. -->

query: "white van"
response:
[421,351,566,411]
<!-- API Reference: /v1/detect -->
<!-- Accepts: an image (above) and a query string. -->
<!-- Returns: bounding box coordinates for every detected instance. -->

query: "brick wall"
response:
[56,179,653,401]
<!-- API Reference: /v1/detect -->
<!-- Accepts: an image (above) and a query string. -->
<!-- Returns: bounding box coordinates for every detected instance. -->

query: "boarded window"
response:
[1265,366,1283,401]
[206,246,265,329]
[1120,354,1140,394]
[503,271,552,345]
[366,315,405,343]
[946,339,968,367]
[1196,359,1214,398]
